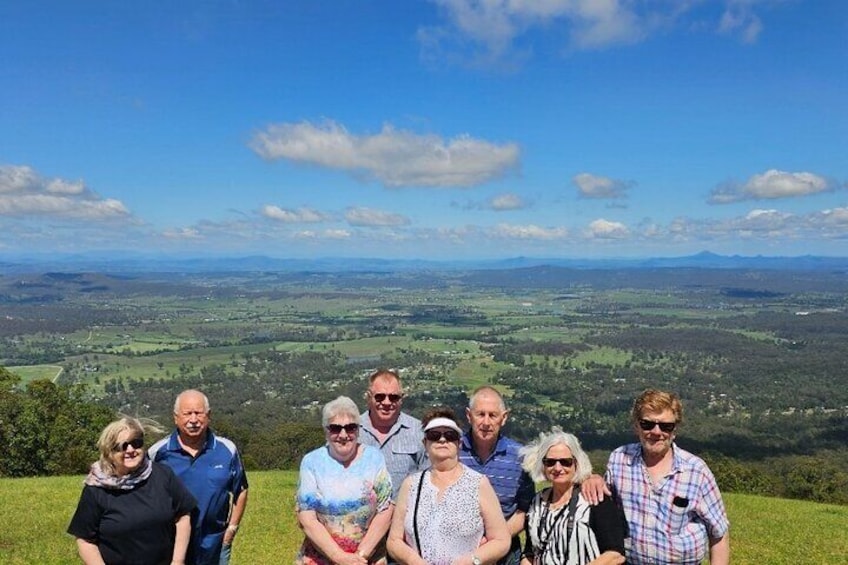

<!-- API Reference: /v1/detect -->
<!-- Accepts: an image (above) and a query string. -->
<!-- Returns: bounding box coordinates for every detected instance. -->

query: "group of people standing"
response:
[296,371,730,565]
[68,390,249,565]
[66,372,730,565]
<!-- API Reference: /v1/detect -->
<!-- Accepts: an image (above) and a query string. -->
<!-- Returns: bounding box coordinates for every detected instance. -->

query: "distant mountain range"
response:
[1,251,848,274]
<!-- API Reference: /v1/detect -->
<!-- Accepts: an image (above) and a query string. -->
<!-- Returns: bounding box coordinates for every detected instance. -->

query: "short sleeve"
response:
[230,447,249,494]
[589,496,626,555]
[696,466,729,540]
[296,454,320,512]
[373,461,393,513]
[67,486,103,541]
[515,469,536,512]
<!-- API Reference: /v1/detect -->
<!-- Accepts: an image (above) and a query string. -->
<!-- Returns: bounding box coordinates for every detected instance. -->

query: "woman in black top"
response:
[68,417,196,565]
[519,428,625,565]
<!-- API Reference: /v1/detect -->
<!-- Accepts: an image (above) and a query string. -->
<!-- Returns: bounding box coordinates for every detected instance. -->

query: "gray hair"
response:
[468,385,507,412]
[519,427,593,484]
[173,389,210,415]
[97,416,165,476]
[322,396,360,427]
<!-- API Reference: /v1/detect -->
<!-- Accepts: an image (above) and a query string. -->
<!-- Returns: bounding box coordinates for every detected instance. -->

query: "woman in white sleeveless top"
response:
[387,407,510,565]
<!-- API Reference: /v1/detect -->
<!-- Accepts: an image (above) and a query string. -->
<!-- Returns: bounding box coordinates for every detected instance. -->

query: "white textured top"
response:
[403,466,484,565]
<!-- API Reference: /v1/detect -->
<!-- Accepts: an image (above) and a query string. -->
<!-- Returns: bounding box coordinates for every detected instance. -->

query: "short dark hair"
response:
[421,406,459,429]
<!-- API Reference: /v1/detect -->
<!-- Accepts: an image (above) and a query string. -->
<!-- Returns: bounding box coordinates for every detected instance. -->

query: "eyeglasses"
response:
[113,437,144,452]
[424,429,461,443]
[326,423,360,435]
[542,457,574,468]
[639,419,676,433]
[370,393,403,403]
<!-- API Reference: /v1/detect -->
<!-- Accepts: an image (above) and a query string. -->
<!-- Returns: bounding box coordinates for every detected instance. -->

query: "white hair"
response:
[519,427,593,484]
[322,396,360,427]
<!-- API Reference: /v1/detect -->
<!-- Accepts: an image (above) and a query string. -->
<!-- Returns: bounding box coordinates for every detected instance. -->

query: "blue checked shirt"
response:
[604,442,729,565]
[359,410,428,500]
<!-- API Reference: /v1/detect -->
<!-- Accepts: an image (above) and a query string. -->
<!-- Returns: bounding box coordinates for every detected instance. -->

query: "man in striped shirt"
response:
[459,386,535,565]
[604,389,730,565]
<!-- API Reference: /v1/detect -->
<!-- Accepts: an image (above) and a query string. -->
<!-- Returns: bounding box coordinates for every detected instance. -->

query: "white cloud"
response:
[573,172,631,199]
[490,223,568,240]
[345,206,411,227]
[709,169,834,204]
[261,205,329,223]
[719,1,764,44]
[295,229,351,240]
[489,192,526,210]
[586,218,630,239]
[162,227,203,240]
[420,0,772,62]
[250,120,519,188]
[0,164,130,220]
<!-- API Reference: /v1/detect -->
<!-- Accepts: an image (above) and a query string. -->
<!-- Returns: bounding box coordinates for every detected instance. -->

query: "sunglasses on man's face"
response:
[424,429,461,443]
[639,419,677,433]
[326,423,359,435]
[371,393,403,403]
[113,437,144,452]
[542,457,575,468]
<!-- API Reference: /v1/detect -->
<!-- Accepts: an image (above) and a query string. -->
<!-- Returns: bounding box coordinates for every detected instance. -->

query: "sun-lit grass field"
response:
[1,470,845,564]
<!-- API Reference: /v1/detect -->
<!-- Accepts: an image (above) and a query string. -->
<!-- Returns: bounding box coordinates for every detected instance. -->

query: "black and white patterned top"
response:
[523,487,626,565]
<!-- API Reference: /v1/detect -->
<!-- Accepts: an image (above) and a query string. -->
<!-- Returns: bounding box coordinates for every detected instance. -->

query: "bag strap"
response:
[412,470,427,554]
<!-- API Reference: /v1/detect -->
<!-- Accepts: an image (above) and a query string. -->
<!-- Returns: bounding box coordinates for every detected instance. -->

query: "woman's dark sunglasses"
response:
[113,437,144,452]
[326,423,360,435]
[424,429,461,443]
[542,457,574,468]
[639,419,676,433]
[371,393,403,403]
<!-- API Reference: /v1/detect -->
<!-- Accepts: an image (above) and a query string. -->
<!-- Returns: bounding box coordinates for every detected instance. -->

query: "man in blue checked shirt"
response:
[603,389,730,565]
[359,368,428,500]
[459,386,535,565]
[149,390,249,565]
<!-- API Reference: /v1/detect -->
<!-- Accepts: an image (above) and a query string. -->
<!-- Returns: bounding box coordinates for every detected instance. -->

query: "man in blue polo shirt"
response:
[149,390,249,565]
[459,386,535,565]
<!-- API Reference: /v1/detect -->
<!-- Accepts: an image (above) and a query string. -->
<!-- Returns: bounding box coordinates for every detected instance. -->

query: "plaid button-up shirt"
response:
[604,442,729,565]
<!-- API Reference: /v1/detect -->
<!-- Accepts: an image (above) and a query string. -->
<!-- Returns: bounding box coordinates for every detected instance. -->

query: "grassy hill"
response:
[1,470,845,564]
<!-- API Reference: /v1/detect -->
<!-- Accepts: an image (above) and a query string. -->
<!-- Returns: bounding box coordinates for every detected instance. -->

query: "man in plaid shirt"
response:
[604,389,730,565]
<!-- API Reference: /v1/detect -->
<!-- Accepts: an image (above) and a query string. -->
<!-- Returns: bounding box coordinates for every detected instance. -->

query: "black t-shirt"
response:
[68,462,197,565]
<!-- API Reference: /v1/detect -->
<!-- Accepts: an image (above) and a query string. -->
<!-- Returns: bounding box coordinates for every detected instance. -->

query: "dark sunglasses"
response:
[371,393,403,403]
[424,429,461,443]
[639,419,677,433]
[326,423,359,435]
[113,437,144,452]
[542,457,575,468]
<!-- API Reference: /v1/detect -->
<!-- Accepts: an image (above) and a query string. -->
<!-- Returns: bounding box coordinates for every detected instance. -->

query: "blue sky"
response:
[1,1,846,260]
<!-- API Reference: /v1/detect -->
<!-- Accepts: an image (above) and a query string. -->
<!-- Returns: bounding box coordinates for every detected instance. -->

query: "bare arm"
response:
[580,474,611,505]
[505,509,525,538]
[709,533,730,565]
[223,488,249,546]
[75,539,106,565]
[299,509,367,565]
[461,476,510,565]
[171,513,191,565]
[356,503,394,561]
[387,477,427,565]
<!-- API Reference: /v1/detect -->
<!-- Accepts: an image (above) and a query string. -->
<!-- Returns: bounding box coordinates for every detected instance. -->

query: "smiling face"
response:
[635,408,677,462]
[174,390,210,444]
[543,443,576,487]
[326,413,359,464]
[366,374,403,429]
[111,429,145,476]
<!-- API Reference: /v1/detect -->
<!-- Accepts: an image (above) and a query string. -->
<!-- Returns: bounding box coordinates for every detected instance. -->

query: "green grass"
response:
[1,471,845,564]
[6,364,63,384]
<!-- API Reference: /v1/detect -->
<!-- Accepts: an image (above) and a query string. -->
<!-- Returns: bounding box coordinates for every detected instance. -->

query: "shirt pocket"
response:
[668,495,690,534]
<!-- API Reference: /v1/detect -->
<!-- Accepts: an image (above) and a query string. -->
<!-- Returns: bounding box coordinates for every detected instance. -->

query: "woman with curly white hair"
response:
[519,428,625,565]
